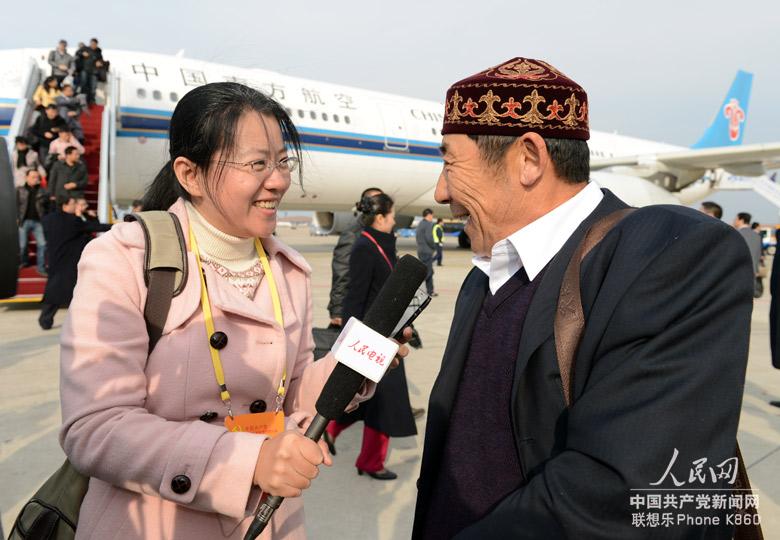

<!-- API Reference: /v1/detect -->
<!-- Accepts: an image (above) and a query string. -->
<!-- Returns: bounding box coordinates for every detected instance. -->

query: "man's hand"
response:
[329,317,342,327]
[44,132,53,139]
[67,111,77,117]
[63,182,77,190]
[58,64,68,71]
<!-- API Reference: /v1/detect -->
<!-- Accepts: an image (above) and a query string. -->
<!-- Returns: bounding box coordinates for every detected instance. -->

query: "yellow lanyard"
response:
[189,227,286,418]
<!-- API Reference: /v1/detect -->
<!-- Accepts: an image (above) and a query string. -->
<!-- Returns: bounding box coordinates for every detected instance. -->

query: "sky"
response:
[2,0,778,146]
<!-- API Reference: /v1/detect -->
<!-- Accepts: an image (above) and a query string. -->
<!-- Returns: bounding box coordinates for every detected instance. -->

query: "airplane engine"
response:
[312,211,356,235]
[312,211,415,235]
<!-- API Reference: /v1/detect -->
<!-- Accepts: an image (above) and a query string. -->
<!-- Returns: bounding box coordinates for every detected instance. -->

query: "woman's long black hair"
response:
[142,82,302,211]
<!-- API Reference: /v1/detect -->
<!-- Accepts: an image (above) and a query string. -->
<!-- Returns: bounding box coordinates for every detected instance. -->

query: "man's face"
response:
[76,199,88,214]
[435,134,518,256]
[90,41,98,50]
[62,199,77,213]
[63,86,74,97]
[59,131,71,141]
[65,151,78,165]
[16,141,27,151]
[45,108,57,119]
[26,172,40,187]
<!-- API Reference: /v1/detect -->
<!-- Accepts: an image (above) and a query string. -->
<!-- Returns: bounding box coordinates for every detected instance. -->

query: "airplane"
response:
[1,48,780,301]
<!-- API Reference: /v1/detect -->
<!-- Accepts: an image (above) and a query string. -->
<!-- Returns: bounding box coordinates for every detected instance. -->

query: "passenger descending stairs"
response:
[13,104,104,301]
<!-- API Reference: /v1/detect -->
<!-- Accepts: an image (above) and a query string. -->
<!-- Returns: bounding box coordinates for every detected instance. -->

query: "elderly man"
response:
[414,58,754,539]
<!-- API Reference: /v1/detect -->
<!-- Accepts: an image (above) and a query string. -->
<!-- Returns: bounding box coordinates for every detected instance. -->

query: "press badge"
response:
[224,411,285,436]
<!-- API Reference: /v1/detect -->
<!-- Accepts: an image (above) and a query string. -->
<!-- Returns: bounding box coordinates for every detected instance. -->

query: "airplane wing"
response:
[591,142,780,183]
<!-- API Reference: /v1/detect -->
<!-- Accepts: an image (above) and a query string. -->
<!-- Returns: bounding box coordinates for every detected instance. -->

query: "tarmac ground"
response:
[1,228,779,538]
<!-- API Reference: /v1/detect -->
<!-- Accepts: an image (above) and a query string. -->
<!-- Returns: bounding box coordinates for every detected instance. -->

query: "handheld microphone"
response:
[244,255,428,540]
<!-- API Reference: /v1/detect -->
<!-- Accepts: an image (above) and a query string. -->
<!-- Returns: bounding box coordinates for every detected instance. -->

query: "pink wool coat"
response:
[60,199,364,539]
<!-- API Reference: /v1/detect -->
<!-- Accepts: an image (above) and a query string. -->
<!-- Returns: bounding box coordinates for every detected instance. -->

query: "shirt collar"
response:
[473,181,604,293]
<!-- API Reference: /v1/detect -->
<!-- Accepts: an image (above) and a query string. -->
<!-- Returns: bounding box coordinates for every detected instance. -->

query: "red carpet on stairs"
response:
[12,104,104,301]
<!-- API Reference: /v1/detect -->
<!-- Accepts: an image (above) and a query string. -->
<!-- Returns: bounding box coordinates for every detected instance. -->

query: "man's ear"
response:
[511,132,549,188]
[173,156,201,198]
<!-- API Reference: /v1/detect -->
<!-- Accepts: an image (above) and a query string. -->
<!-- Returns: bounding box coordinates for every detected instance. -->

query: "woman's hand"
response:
[389,326,414,369]
[253,431,333,498]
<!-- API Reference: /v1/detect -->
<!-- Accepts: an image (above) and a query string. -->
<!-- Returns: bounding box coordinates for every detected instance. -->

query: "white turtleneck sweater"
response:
[185,201,263,299]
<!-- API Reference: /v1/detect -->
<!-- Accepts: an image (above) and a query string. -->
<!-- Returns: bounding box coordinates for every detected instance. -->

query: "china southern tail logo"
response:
[724,98,745,141]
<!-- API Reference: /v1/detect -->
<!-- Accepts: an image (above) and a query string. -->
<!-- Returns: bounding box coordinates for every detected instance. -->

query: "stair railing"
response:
[98,71,118,223]
[5,57,41,157]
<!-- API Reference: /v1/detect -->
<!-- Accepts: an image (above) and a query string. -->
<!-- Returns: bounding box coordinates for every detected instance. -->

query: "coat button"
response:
[171,474,191,494]
[250,400,267,413]
[199,411,218,422]
[209,331,228,350]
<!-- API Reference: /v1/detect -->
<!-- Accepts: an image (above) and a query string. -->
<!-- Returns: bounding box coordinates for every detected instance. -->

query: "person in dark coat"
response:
[325,193,417,480]
[77,38,103,105]
[415,208,436,295]
[327,186,383,326]
[47,145,88,200]
[769,247,780,407]
[414,58,754,539]
[26,104,67,163]
[39,195,111,329]
[16,169,49,275]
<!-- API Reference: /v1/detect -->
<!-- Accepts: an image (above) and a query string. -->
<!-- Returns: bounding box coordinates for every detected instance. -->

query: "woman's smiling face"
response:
[183,111,292,238]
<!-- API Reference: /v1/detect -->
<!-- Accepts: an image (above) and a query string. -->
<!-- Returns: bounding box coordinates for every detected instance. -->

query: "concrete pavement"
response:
[1,228,778,538]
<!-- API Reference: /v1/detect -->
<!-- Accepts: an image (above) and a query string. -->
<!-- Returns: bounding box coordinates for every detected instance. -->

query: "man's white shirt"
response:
[473,181,604,294]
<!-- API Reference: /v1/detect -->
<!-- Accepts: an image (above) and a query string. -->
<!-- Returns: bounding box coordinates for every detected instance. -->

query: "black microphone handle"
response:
[243,414,336,540]
[245,256,427,539]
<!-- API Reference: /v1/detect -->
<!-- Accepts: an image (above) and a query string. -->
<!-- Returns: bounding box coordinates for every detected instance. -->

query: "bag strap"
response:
[554,208,762,540]
[554,208,635,405]
[125,211,188,353]
[361,230,394,270]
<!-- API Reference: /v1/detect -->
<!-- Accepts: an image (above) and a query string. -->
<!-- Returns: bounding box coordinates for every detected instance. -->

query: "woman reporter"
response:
[59,83,396,539]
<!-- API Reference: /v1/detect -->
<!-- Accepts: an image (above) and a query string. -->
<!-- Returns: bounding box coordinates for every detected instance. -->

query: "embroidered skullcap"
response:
[442,57,589,140]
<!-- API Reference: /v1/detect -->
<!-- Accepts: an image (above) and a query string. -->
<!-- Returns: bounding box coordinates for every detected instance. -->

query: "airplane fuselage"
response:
[0,48,684,218]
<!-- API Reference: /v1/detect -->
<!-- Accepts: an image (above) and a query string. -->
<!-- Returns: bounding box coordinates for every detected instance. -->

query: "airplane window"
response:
[432,128,437,135]
[310,111,316,120]
[298,109,305,118]
[322,112,328,121]
[344,115,351,124]
[170,92,178,102]
[152,90,162,101]
[333,114,340,123]
[137,88,146,99]
[285,108,292,116]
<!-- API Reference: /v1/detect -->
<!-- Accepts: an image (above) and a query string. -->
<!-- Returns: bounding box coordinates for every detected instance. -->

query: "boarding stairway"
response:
[751,177,780,211]
[0,57,117,302]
